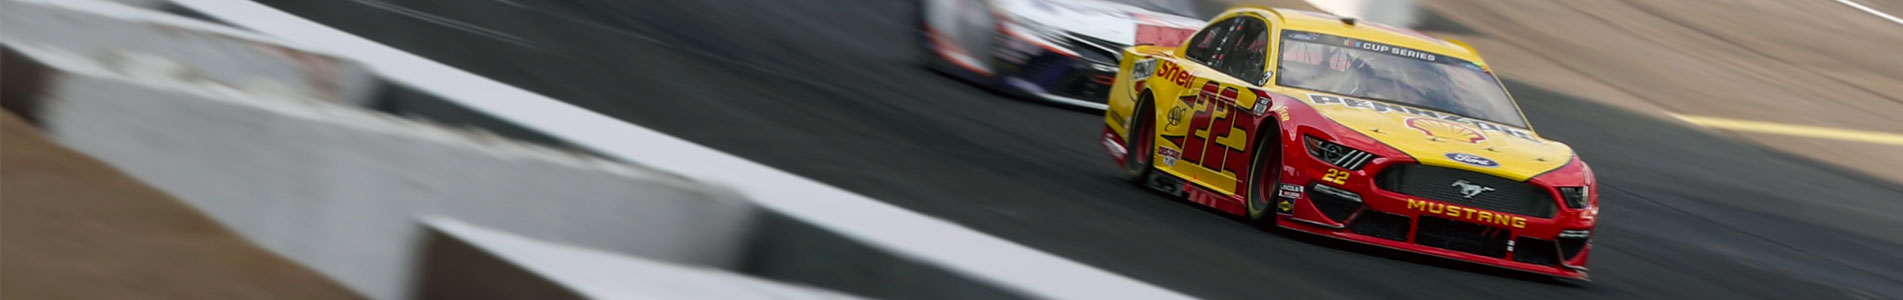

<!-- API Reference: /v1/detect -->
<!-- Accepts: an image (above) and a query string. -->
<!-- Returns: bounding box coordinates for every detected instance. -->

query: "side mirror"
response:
[1256,70,1274,86]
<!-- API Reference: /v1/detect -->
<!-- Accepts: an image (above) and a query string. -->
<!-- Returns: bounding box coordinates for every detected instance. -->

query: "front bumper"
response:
[1278,213,1591,279]
[1096,120,1591,278]
[989,28,1121,109]
[996,53,1118,109]
[1275,158,1592,279]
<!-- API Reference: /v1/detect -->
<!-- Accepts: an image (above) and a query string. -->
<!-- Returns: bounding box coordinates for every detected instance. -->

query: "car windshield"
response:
[1276,31,1527,127]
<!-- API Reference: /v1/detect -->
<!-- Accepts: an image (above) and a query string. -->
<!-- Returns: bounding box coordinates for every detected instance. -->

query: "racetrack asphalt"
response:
[257,0,1903,298]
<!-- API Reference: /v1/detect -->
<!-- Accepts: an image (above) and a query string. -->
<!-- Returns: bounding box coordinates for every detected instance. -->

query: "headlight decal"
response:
[1305,135,1376,170]
[1557,186,1590,209]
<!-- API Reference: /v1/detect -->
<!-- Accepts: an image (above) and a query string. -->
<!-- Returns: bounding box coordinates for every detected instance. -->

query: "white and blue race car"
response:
[921,0,1204,110]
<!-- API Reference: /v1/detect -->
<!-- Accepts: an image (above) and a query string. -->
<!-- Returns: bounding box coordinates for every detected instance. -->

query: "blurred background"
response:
[4,0,1900,299]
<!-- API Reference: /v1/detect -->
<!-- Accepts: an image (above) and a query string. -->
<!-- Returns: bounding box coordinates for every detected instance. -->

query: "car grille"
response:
[1038,34,1121,101]
[1308,186,1362,223]
[1012,54,1071,82]
[1415,216,1510,258]
[1376,164,1556,218]
[1559,234,1589,261]
[1513,237,1560,266]
[1339,211,1583,266]
[1050,62,1114,101]
[1348,212,1410,242]
[1065,34,1124,64]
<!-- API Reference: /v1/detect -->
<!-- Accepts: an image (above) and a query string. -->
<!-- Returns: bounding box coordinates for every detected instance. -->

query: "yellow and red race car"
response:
[1099,6,1599,280]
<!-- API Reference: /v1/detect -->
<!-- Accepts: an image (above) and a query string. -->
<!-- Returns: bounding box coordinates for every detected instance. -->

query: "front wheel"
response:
[1244,131,1283,229]
[1122,96,1155,181]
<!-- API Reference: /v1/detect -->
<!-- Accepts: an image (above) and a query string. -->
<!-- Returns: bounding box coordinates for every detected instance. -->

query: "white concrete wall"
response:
[11,42,761,299]
[1304,0,1421,28]
[1,0,377,105]
[100,0,168,8]
[422,218,863,300]
[168,0,1198,298]
[5,0,1199,299]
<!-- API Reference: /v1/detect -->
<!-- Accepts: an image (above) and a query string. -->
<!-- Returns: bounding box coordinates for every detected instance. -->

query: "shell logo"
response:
[1406,118,1488,143]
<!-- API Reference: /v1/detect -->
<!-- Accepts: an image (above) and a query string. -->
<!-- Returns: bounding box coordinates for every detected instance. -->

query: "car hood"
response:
[996,0,1204,45]
[1295,91,1574,181]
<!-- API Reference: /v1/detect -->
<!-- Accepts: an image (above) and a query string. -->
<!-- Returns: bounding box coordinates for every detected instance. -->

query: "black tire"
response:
[1244,129,1283,229]
[1122,95,1156,181]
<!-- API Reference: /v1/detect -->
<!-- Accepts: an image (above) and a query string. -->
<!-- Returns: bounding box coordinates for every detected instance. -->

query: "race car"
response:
[1099,6,1600,280]
[920,0,1204,110]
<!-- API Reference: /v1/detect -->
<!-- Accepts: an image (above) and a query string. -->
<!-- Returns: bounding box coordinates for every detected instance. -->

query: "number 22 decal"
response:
[1166,82,1248,177]
[1322,169,1350,185]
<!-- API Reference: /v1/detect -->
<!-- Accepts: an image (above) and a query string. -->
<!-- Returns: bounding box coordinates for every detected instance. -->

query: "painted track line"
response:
[1670,113,1903,146]
[347,0,550,52]
[1832,0,1903,26]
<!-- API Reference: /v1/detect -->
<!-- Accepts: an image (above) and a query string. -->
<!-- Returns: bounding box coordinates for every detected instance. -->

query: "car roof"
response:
[1253,7,1486,65]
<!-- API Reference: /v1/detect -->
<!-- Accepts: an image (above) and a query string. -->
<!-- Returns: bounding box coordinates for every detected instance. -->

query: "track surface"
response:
[259,0,1903,298]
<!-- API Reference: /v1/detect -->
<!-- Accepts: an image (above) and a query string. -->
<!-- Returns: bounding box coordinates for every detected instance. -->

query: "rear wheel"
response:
[1244,130,1283,229]
[1122,96,1156,181]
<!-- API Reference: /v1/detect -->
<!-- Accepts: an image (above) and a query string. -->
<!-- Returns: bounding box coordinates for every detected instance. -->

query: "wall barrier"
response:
[4,0,1195,298]
[1302,0,1421,27]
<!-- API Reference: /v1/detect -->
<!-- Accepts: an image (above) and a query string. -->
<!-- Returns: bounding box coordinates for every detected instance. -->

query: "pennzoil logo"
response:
[1307,94,1536,141]
[1406,199,1526,229]
[1406,118,1487,144]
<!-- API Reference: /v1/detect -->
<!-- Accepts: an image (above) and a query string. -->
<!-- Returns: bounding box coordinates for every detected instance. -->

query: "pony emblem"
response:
[1451,180,1495,199]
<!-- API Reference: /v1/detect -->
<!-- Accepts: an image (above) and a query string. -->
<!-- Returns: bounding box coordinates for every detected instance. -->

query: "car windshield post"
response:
[1274,31,1527,128]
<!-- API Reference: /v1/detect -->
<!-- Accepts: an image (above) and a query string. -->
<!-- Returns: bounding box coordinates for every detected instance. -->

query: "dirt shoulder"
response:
[1,111,360,299]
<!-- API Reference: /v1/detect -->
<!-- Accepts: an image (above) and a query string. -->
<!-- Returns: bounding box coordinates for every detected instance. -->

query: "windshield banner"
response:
[1283,30,1479,69]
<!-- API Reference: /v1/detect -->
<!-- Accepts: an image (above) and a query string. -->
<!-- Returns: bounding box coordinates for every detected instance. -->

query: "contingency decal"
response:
[1158,147,1183,166]
[1277,183,1304,199]
[1308,94,1535,141]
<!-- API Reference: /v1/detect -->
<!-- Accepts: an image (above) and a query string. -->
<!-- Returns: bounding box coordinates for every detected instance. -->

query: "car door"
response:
[1159,15,1275,195]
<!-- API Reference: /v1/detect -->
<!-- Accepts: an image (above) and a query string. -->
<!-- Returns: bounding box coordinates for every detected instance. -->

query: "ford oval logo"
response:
[1445,153,1499,167]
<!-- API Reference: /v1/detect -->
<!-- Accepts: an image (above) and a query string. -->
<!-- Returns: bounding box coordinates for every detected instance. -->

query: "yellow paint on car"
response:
[1105,6,1577,194]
